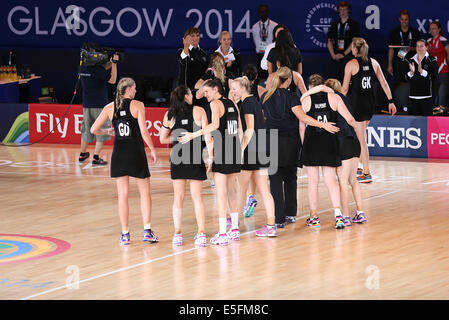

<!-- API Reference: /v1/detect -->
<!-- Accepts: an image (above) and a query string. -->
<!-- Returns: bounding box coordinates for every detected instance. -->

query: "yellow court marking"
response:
[0,236,54,263]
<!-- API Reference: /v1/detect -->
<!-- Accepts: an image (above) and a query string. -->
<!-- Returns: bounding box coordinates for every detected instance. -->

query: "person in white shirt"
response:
[216,31,241,77]
[251,4,277,79]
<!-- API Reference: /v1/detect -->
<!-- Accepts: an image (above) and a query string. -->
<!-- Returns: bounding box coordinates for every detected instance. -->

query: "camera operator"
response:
[78,51,118,165]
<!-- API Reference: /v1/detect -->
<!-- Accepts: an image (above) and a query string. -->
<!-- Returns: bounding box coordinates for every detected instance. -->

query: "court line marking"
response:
[19,190,399,300]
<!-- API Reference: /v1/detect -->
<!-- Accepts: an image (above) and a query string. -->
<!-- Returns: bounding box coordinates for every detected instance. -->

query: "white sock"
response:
[230,212,239,230]
[144,224,151,230]
[356,210,364,215]
[358,163,363,169]
[219,218,227,234]
[334,208,342,218]
[122,230,129,235]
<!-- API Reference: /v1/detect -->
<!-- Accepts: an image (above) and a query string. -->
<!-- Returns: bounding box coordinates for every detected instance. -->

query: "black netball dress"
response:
[237,95,267,170]
[169,108,207,180]
[302,92,341,167]
[335,92,361,161]
[212,97,241,174]
[348,57,377,121]
[110,98,150,178]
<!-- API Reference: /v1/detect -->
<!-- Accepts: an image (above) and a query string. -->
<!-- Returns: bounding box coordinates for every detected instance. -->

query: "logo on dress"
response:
[305,2,337,48]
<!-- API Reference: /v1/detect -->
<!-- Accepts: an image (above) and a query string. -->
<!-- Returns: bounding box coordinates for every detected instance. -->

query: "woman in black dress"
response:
[259,67,339,228]
[300,74,356,229]
[179,79,242,246]
[91,77,158,245]
[230,76,277,237]
[160,86,213,247]
[342,37,397,183]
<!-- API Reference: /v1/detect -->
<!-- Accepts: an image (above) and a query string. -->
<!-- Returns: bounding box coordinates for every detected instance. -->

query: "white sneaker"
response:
[194,233,207,247]
[210,233,230,246]
[172,233,183,246]
[227,228,240,241]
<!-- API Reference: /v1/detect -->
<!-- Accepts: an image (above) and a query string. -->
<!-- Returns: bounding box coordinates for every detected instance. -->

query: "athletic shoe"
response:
[285,216,296,223]
[357,168,363,176]
[335,215,345,229]
[172,233,183,246]
[275,223,285,229]
[79,152,90,162]
[352,212,367,223]
[357,174,373,183]
[143,229,159,242]
[306,217,321,229]
[210,233,230,246]
[244,196,258,217]
[92,157,108,165]
[194,233,207,247]
[342,216,352,227]
[255,225,278,237]
[119,232,130,245]
[227,228,240,241]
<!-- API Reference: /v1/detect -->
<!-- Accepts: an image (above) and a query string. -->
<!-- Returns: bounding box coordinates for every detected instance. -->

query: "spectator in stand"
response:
[406,39,439,116]
[387,9,421,112]
[252,4,278,80]
[428,21,449,114]
[327,1,360,82]
[177,27,209,92]
[216,31,241,77]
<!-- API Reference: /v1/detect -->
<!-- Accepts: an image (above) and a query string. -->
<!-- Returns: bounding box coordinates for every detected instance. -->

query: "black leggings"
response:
[269,166,297,224]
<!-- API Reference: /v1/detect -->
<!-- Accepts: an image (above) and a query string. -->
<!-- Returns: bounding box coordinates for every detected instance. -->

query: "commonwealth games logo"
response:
[0,234,70,265]
[305,2,338,48]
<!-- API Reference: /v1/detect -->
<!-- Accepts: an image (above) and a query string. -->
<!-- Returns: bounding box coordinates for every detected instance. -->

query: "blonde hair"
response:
[210,52,226,85]
[232,76,251,93]
[352,37,369,62]
[324,78,342,93]
[115,77,135,117]
[263,67,291,104]
[218,31,232,46]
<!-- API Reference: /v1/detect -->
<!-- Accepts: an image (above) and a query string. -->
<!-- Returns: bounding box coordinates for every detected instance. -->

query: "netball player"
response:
[160,86,213,247]
[90,78,158,245]
[300,74,356,229]
[179,79,242,246]
[260,67,339,228]
[342,37,397,183]
[230,76,277,236]
[301,79,366,225]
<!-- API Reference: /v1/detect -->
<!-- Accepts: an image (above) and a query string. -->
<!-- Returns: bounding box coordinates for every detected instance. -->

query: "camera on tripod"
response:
[80,42,125,67]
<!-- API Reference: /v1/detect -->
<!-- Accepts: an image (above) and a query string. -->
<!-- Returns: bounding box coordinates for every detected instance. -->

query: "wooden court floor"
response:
[0,144,448,300]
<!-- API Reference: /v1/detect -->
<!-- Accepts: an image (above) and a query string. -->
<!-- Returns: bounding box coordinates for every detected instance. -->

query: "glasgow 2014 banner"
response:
[2,0,449,53]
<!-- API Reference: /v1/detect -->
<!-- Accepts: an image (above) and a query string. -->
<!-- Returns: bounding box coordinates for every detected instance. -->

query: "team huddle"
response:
[90,36,397,246]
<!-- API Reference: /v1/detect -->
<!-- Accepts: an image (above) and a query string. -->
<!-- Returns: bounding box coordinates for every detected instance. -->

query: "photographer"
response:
[78,47,118,165]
